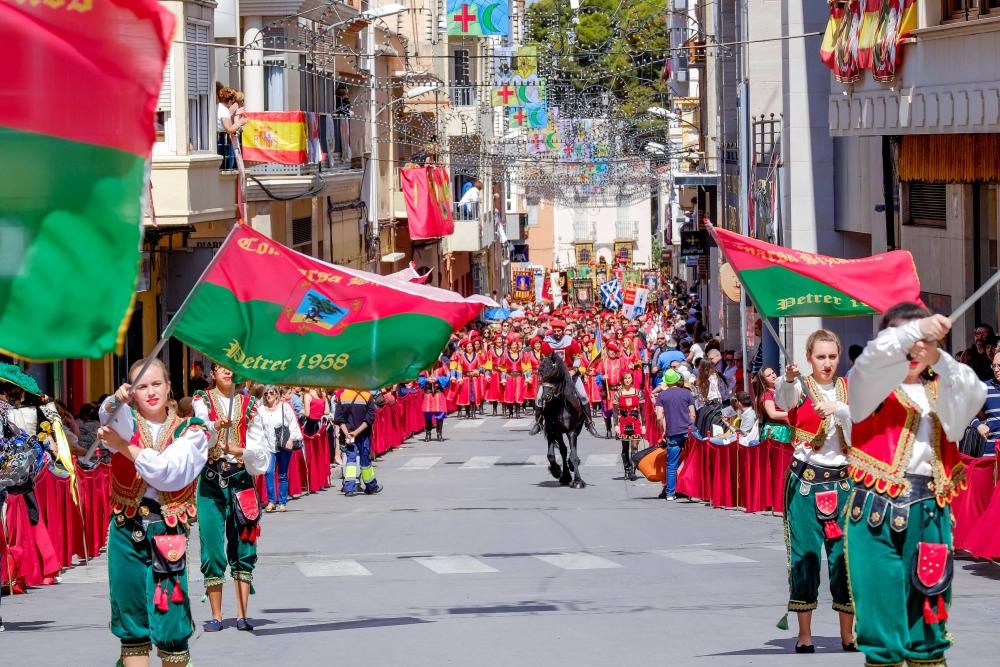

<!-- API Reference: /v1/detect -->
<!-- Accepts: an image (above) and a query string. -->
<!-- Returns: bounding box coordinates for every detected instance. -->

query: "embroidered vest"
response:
[787,376,848,452]
[849,382,966,506]
[110,412,205,527]
[194,390,256,463]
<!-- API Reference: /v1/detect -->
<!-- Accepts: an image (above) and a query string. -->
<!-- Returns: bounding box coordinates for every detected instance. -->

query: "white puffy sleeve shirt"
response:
[99,398,209,494]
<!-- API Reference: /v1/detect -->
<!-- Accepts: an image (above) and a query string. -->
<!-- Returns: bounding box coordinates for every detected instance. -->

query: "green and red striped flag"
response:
[710,225,923,317]
[172,224,493,388]
[0,1,174,360]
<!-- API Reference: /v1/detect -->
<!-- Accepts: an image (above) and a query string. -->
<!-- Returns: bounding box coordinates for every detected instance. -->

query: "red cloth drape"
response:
[952,455,997,552]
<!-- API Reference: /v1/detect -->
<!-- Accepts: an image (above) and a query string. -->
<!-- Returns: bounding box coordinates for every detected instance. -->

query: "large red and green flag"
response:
[0,1,174,360]
[710,225,922,317]
[171,224,492,388]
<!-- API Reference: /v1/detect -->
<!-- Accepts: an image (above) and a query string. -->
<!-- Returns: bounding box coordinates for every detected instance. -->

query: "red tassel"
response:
[923,597,938,625]
[156,582,169,612]
[171,581,184,604]
[937,597,948,622]
[153,581,163,607]
[824,520,843,540]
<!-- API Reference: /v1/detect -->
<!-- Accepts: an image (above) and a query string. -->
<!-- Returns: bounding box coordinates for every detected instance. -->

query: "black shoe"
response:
[365,484,384,495]
[657,489,667,499]
[841,642,858,652]
[236,617,254,632]
[204,619,224,632]
[794,644,815,654]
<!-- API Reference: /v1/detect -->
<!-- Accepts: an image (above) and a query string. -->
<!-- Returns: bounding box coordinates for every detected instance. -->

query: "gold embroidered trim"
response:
[203,576,226,589]
[232,570,254,584]
[121,642,152,657]
[207,390,245,463]
[849,387,921,494]
[157,649,191,665]
[832,601,855,613]
[794,376,848,452]
[787,600,817,612]
[905,658,947,667]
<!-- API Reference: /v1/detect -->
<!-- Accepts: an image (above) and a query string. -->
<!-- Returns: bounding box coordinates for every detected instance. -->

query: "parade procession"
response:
[3,1,1000,666]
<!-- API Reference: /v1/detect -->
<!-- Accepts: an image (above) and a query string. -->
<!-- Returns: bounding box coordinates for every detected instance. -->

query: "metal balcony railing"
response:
[573,221,593,240]
[453,200,480,222]
[450,85,475,107]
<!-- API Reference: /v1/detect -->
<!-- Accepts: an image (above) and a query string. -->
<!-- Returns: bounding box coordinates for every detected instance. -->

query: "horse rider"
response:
[529,318,602,438]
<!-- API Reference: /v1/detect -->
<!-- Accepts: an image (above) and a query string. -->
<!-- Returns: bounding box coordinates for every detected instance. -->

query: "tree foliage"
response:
[526,0,671,119]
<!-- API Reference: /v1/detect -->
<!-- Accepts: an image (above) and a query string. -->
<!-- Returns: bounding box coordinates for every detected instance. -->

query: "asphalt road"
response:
[3,414,998,666]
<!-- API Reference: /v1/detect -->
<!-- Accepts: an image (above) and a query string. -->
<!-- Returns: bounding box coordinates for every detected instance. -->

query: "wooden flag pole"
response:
[86,224,242,462]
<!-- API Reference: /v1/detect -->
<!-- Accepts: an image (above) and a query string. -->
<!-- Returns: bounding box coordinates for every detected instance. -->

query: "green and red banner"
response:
[710,225,922,317]
[0,0,174,359]
[172,224,492,388]
[400,166,455,240]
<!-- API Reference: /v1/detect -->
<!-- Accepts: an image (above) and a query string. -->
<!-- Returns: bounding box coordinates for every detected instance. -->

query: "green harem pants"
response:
[197,465,257,589]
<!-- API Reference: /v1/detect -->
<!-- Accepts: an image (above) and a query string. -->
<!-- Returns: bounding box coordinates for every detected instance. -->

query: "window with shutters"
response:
[185,20,212,152]
[264,59,286,111]
[291,216,313,253]
[154,49,174,153]
[904,181,947,228]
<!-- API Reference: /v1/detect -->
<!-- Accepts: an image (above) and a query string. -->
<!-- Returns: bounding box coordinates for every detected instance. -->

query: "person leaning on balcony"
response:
[216,86,245,170]
[458,179,482,216]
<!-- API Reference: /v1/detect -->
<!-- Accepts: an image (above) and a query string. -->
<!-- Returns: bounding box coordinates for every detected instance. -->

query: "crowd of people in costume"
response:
[3,268,1000,667]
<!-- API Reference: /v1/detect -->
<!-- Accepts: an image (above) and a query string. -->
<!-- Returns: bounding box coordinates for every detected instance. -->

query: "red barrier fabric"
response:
[952,455,998,552]
[676,434,795,513]
[3,393,429,595]
[962,452,1000,559]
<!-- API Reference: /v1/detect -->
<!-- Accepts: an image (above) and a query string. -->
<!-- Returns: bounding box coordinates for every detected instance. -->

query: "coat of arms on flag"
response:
[599,279,623,310]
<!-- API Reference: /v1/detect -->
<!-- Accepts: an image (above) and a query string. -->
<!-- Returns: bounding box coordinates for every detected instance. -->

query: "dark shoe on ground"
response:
[657,488,666,499]
[204,619,224,632]
[794,644,815,654]
[236,618,254,632]
[365,484,384,495]
[344,489,358,497]
[841,642,858,652]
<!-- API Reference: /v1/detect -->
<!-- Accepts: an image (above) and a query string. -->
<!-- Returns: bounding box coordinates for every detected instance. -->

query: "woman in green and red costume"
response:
[847,304,984,667]
[775,329,856,654]
[97,358,209,667]
[192,364,270,633]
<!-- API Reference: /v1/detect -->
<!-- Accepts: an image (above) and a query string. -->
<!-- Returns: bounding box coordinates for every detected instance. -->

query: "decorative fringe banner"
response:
[899,134,1000,183]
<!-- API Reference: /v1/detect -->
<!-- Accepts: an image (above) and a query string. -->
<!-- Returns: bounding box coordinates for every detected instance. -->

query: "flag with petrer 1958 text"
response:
[172,224,492,389]
[709,225,922,318]
[0,0,174,360]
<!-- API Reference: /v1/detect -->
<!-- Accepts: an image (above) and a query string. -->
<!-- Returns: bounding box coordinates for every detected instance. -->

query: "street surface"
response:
[3,416,999,665]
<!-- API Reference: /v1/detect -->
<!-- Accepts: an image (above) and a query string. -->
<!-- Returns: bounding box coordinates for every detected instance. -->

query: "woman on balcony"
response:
[216,85,245,170]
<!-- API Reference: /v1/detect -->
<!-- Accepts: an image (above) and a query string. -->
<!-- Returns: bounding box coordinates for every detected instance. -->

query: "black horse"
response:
[536,354,586,489]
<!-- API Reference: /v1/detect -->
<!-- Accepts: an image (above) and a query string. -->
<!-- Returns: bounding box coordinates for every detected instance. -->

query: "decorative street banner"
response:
[508,102,548,130]
[172,225,492,388]
[549,272,563,308]
[643,272,659,292]
[709,225,923,317]
[491,76,546,108]
[599,279,623,310]
[446,0,509,37]
[820,0,916,83]
[623,286,649,320]
[400,166,455,240]
[514,45,538,77]
[0,0,173,360]
[512,270,534,302]
[242,111,308,165]
[572,278,593,307]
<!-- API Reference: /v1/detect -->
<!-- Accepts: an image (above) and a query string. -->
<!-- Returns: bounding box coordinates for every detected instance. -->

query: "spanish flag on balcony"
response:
[241,111,308,165]
[819,0,917,83]
[0,0,172,360]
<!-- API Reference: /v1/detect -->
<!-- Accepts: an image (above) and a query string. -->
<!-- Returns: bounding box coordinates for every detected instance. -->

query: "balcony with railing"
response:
[572,219,594,242]
[615,219,639,240]
[220,111,356,174]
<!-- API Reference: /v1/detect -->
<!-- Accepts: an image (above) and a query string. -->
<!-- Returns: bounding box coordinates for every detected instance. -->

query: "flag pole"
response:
[947,268,1000,325]
[703,225,793,364]
[87,223,243,461]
